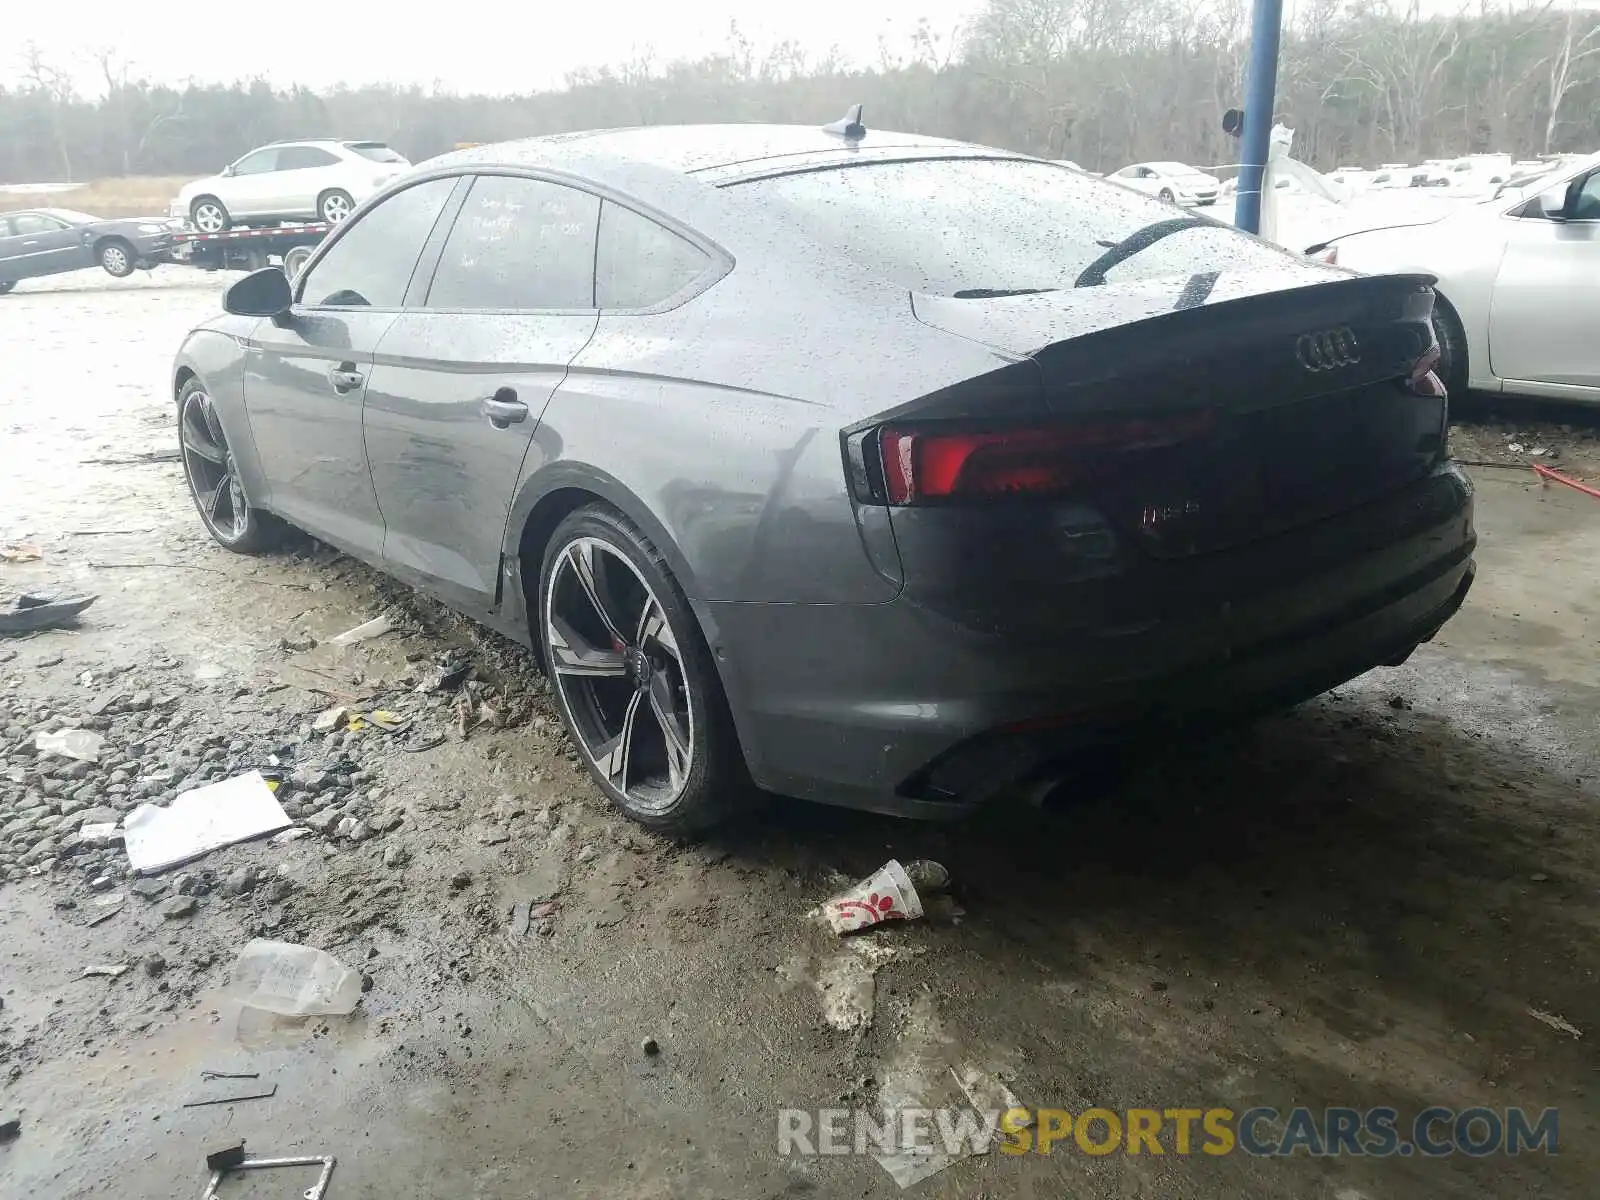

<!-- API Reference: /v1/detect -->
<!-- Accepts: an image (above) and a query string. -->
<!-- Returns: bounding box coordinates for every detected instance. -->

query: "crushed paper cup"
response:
[823,859,924,934]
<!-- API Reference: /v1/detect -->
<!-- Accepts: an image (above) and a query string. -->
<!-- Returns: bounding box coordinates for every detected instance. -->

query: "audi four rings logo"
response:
[1294,327,1361,371]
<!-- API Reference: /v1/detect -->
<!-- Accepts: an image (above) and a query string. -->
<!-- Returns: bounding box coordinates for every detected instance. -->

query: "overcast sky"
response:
[8,2,983,96]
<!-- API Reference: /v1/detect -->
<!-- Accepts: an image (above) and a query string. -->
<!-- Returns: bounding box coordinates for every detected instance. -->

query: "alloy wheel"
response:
[545,537,695,814]
[179,389,250,542]
[102,244,129,275]
[322,193,353,223]
[193,203,226,233]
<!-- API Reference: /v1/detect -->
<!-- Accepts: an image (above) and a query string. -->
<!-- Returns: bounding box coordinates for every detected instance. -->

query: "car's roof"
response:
[430,123,995,178]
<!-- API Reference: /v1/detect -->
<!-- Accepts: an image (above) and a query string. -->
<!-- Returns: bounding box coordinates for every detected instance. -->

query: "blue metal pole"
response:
[1233,0,1284,235]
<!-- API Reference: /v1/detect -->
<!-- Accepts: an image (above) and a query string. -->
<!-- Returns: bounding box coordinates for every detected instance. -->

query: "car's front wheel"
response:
[98,239,135,278]
[1158,187,1176,203]
[177,377,279,554]
[538,505,749,834]
[319,190,355,223]
[190,197,230,233]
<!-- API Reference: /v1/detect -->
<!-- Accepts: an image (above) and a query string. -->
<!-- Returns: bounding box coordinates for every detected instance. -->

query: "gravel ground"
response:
[1,269,1598,1199]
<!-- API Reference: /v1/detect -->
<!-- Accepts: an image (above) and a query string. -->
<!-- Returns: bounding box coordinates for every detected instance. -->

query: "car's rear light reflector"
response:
[877,412,1214,505]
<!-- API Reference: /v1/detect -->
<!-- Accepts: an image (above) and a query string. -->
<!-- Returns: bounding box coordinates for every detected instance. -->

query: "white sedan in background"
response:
[1107,161,1221,206]
[1314,150,1600,404]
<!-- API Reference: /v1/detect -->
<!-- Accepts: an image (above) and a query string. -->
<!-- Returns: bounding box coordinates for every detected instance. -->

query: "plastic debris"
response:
[268,827,312,846]
[79,821,122,843]
[82,963,131,979]
[123,771,293,874]
[35,728,105,762]
[822,859,925,934]
[1528,1007,1582,1038]
[0,591,97,634]
[0,543,42,563]
[328,613,394,646]
[226,939,363,1017]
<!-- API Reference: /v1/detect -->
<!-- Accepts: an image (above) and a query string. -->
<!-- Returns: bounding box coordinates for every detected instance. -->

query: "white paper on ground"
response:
[123,770,292,874]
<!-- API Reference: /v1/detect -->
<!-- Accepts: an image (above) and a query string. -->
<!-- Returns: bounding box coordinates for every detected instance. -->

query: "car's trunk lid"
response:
[903,268,1444,559]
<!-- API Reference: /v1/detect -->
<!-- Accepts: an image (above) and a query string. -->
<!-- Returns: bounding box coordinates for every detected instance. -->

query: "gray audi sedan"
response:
[0,208,177,290]
[172,114,1476,833]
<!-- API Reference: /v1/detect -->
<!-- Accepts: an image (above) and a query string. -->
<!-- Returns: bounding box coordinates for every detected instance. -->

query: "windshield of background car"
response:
[735,158,1289,294]
[347,142,408,164]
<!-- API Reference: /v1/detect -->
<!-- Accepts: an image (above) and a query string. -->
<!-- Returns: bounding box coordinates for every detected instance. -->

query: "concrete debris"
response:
[159,895,197,919]
[82,962,131,979]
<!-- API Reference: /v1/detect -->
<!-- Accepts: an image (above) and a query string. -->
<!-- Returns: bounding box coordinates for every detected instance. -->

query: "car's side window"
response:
[297,176,458,309]
[1572,173,1600,222]
[277,147,341,171]
[232,149,279,176]
[595,201,712,309]
[424,175,599,310]
[12,214,65,235]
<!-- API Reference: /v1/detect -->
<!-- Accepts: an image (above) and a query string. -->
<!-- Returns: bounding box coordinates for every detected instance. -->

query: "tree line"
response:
[3,1,1598,185]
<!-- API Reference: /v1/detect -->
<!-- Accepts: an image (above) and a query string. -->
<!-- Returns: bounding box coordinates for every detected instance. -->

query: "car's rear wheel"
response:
[191,197,230,233]
[539,505,748,834]
[1431,296,1469,399]
[319,190,355,224]
[98,239,135,278]
[177,377,278,554]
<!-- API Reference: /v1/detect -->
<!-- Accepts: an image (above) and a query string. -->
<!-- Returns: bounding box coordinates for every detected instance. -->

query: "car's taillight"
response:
[872,412,1214,506]
[1408,332,1446,398]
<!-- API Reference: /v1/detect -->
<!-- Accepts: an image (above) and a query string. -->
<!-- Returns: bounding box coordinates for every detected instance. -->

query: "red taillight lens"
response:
[1408,334,1446,398]
[877,412,1214,505]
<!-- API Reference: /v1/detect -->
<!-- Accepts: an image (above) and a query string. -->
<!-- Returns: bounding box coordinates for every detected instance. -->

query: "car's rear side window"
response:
[348,142,408,164]
[425,175,599,310]
[595,201,710,309]
[733,158,1286,294]
[277,146,341,170]
[298,177,457,308]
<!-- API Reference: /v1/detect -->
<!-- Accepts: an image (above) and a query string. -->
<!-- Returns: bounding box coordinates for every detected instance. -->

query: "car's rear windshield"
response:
[346,142,407,164]
[732,158,1288,296]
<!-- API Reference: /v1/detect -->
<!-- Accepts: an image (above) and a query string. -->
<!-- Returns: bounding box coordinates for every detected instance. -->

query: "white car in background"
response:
[1107,161,1221,206]
[1315,150,1600,404]
[171,139,412,232]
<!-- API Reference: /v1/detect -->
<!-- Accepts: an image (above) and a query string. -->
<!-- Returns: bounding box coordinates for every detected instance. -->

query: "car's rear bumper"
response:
[701,462,1475,818]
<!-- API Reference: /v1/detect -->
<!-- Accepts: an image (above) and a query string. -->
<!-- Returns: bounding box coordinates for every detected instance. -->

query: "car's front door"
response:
[3,213,90,278]
[224,148,284,218]
[242,175,462,559]
[361,173,602,614]
[1488,169,1600,393]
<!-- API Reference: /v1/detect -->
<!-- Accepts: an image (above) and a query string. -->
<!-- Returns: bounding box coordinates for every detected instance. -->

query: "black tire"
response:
[176,376,280,554]
[98,238,136,278]
[537,504,750,835]
[319,189,355,224]
[1431,296,1469,400]
[190,197,230,233]
[282,244,313,280]
[0,281,15,296]
[1158,187,1176,203]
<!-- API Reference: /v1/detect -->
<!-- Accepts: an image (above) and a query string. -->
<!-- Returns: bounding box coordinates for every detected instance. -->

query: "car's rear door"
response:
[361,172,601,615]
[242,175,462,558]
[271,145,341,218]
[7,213,89,278]
[1488,167,1600,393]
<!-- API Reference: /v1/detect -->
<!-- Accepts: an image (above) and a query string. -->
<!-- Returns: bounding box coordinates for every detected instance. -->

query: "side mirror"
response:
[1537,187,1567,220]
[223,267,292,318]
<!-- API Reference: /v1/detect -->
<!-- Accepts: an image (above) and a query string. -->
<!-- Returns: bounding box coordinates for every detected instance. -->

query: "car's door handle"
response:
[328,363,364,392]
[481,391,528,428]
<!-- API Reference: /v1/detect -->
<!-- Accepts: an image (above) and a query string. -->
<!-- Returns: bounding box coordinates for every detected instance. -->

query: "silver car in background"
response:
[171,139,412,232]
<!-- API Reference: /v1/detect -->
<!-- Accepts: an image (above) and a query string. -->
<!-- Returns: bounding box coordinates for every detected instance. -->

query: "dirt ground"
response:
[2,269,1598,1199]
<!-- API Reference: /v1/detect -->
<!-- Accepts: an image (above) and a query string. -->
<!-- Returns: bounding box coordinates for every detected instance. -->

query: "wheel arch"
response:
[507,467,704,665]
[93,233,134,257]
[1429,287,1471,393]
